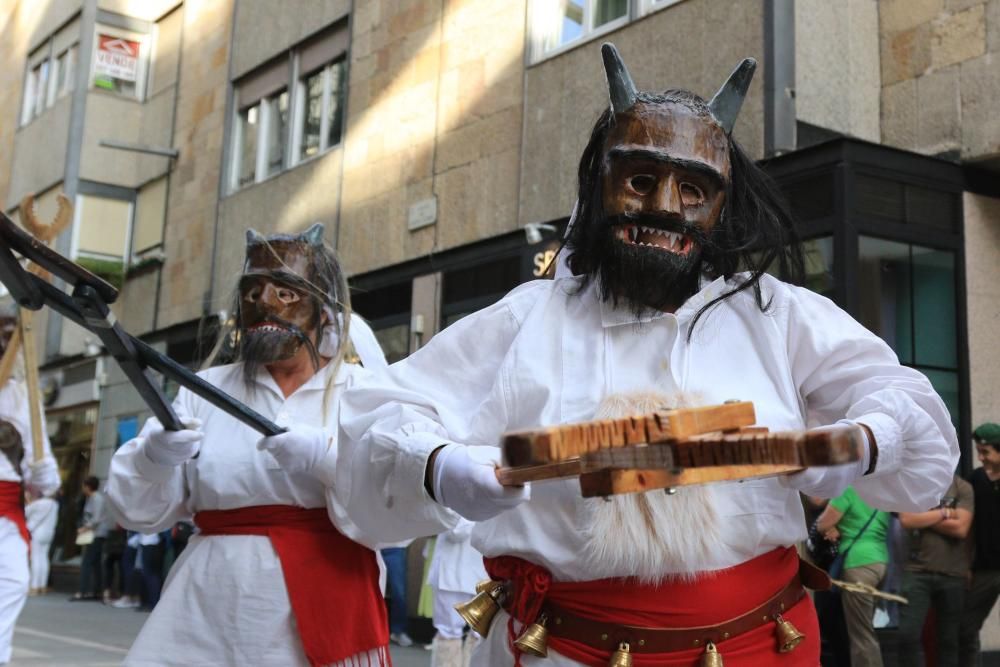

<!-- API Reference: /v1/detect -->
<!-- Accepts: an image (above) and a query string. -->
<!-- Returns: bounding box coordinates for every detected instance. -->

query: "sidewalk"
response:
[12,594,430,666]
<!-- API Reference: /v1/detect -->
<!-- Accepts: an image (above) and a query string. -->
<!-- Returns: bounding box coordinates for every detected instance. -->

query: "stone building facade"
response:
[0,0,998,647]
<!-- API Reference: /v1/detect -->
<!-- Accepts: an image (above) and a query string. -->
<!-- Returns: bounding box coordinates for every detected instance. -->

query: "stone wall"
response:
[880,0,1000,159]
[155,0,233,328]
[337,0,527,276]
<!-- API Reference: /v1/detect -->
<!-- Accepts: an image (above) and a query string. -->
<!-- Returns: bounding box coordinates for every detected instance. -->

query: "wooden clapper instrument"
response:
[496,402,864,497]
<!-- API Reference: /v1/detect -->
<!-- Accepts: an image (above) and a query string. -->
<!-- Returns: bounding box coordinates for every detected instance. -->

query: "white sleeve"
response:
[105,390,197,533]
[16,387,60,498]
[335,294,528,544]
[782,284,959,511]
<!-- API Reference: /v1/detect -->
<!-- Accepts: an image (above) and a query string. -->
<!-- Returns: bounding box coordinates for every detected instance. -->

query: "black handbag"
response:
[806,518,840,570]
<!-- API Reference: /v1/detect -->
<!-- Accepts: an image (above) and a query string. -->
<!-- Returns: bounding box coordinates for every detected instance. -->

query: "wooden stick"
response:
[18,312,44,462]
[0,326,21,389]
[16,192,74,463]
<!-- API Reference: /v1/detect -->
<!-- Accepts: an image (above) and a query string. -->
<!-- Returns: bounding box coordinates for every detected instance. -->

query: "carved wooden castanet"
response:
[495,404,865,496]
[502,402,756,467]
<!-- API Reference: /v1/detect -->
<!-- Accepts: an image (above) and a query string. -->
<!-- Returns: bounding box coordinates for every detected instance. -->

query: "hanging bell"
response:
[774,614,805,653]
[608,642,633,667]
[700,641,724,667]
[513,614,549,657]
[454,583,503,637]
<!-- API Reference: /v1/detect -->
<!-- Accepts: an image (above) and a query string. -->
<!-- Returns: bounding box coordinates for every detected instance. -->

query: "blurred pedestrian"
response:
[896,474,973,667]
[816,485,890,667]
[102,525,127,603]
[71,476,109,601]
[428,519,487,667]
[137,531,166,611]
[959,423,1000,665]
[382,545,412,647]
[25,491,58,595]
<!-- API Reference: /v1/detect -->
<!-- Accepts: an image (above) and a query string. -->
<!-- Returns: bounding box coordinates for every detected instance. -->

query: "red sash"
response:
[194,505,389,667]
[0,481,29,548]
[485,546,819,666]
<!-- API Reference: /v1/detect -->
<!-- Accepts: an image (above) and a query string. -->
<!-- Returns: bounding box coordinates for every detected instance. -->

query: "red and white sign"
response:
[95,35,140,81]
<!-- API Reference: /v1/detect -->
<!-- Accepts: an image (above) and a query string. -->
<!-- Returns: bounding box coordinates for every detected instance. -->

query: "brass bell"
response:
[775,614,805,653]
[513,614,549,657]
[608,642,633,667]
[700,641,724,667]
[454,583,503,637]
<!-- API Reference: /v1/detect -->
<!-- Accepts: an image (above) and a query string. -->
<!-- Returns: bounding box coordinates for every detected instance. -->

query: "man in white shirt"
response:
[0,308,59,665]
[338,43,958,666]
[106,224,391,667]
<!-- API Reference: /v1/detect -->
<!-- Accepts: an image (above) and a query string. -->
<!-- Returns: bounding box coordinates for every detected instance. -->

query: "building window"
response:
[857,237,960,427]
[295,60,345,162]
[229,23,348,192]
[19,19,80,127]
[54,46,77,101]
[534,0,628,58]
[131,177,167,261]
[92,28,148,100]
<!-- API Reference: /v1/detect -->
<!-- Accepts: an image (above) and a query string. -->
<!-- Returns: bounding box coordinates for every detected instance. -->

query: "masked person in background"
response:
[336,44,958,666]
[0,305,59,665]
[106,224,390,667]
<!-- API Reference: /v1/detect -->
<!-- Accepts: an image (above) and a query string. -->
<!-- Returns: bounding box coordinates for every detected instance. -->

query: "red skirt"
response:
[195,505,389,667]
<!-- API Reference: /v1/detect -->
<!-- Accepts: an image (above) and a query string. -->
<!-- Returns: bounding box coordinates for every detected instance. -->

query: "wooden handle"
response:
[18,312,45,462]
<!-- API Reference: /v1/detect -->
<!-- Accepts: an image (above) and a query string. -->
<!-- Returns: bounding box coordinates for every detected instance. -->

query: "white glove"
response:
[256,425,331,475]
[27,456,60,495]
[433,444,529,522]
[143,418,204,466]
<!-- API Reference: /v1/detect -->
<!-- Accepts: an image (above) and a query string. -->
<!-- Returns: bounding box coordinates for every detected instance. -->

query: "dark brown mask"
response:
[238,225,327,371]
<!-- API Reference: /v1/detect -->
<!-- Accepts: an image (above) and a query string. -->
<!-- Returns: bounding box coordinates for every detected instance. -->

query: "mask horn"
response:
[245,228,266,245]
[708,58,757,134]
[302,223,325,246]
[601,43,638,115]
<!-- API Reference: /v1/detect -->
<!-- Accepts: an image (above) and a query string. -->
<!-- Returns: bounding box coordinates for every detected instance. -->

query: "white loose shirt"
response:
[0,379,59,496]
[338,274,959,581]
[106,361,384,667]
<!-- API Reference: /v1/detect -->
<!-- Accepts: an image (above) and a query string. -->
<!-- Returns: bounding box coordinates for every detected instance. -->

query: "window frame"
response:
[227,37,347,194]
[528,0,694,63]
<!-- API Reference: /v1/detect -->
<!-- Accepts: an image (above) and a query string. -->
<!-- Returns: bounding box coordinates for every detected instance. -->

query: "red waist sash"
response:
[485,546,819,667]
[194,505,389,667]
[0,481,29,548]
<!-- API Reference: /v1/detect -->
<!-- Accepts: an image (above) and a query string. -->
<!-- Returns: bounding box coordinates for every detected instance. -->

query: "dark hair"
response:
[83,476,100,492]
[566,91,804,337]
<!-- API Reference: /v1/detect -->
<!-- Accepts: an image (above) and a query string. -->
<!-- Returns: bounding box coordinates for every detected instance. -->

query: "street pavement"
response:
[11,594,431,666]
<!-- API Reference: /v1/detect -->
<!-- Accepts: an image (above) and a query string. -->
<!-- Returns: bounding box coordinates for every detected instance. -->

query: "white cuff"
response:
[852,412,900,477]
[136,440,183,483]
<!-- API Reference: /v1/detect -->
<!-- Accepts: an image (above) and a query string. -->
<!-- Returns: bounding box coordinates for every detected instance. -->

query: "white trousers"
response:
[433,588,469,639]
[0,519,29,665]
[29,539,52,590]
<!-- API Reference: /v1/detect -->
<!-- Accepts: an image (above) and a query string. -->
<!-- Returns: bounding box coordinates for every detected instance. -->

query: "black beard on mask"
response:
[239,316,321,388]
[595,212,713,317]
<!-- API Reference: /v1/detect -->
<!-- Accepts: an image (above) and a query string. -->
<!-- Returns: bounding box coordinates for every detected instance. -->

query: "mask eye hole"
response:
[627,174,656,196]
[276,287,300,305]
[679,182,704,206]
[243,284,262,303]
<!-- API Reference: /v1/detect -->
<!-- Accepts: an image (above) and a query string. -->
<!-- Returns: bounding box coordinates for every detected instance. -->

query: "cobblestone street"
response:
[11,594,430,666]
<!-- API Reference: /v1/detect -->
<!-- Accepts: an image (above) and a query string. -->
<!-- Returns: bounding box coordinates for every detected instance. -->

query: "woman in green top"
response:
[816,486,890,667]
